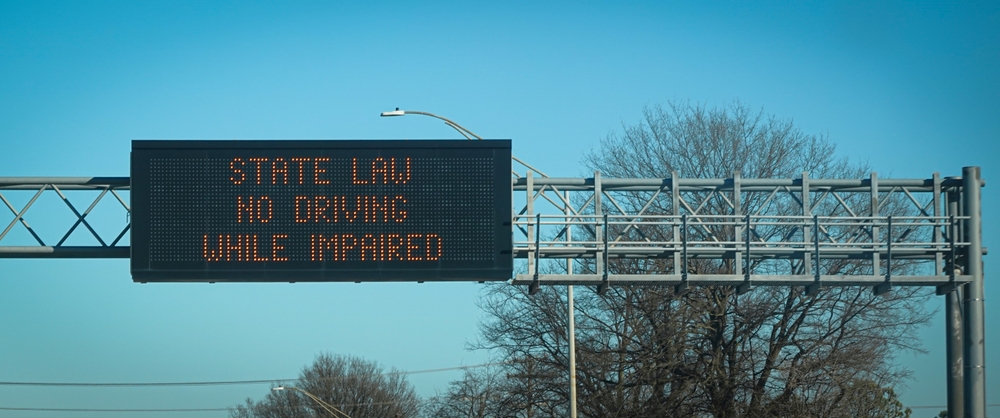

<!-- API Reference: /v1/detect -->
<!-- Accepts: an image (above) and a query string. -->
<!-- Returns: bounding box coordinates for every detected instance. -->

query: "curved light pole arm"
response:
[273,386,352,418]
[379,109,484,140]
[300,390,351,418]
[443,120,474,140]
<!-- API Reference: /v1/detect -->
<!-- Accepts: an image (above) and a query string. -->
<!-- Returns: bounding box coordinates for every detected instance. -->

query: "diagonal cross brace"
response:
[0,187,47,245]
[52,185,108,247]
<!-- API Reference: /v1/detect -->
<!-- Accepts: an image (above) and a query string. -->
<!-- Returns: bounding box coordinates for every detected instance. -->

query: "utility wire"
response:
[0,407,229,412]
[26,362,997,414]
[0,361,507,387]
[2,403,997,414]
[0,399,425,413]
[908,403,1000,409]
[0,378,282,387]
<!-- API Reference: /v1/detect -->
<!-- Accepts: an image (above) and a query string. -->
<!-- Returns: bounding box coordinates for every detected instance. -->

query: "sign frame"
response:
[131,139,512,282]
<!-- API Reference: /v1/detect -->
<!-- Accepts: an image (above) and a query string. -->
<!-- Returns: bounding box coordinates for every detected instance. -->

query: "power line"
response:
[0,361,506,388]
[0,378,284,387]
[0,399,425,413]
[4,403,996,414]
[0,407,229,412]
[23,362,996,414]
[908,403,1000,409]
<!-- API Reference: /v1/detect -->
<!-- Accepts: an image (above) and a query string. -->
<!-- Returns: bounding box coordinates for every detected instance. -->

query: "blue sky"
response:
[1,1,998,416]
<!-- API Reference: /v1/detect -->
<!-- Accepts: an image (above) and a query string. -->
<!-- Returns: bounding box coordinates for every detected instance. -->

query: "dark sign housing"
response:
[131,140,512,282]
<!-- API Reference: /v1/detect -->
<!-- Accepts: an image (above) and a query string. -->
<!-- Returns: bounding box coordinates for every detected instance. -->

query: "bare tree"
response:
[471,101,933,417]
[423,359,571,418]
[230,353,420,418]
[423,365,511,418]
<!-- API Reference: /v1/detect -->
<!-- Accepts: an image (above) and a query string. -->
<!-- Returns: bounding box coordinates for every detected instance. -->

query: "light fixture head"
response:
[380,107,405,117]
[272,386,286,391]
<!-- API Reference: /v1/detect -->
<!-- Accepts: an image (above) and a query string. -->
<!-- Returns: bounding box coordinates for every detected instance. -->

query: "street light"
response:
[378,109,577,417]
[379,108,483,140]
[272,386,352,418]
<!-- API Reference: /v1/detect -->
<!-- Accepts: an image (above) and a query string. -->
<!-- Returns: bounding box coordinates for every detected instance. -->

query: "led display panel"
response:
[131,140,512,282]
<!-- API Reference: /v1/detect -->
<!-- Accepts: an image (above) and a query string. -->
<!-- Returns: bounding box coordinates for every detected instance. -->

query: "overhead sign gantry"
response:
[0,151,987,418]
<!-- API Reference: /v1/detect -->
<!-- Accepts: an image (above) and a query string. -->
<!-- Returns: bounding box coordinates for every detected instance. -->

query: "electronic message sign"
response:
[130,140,512,282]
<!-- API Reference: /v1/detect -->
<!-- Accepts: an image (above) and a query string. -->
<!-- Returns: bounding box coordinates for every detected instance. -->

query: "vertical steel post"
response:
[602,214,609,282]
[534,214,541,280]
[943,182,965,418]
[672,172,684,294]
[934,173,942,278]
[526,171,538,294]
[735,172,750,294]
[948,289,966,417]
[947,187,965,418]
[871,172,884,295]
[595,171,607,294]
[810,214,820,294]
[802,171,812,277]
[682,215,688,282]
[671,172,680,269]
[746,214,752,283]
[803,171,823,295]
[885,215,893,281]
[567,284,577,418]
[880,210,896,296]
[814,215,820,274]
[565,190,577,418]
[962,166,985,417]
[734,171,743,277]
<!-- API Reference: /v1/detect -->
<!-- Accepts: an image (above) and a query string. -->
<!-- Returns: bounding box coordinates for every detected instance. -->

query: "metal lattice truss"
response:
[0,166,982,294]
[510,159,979,294]
[0,177,130,258]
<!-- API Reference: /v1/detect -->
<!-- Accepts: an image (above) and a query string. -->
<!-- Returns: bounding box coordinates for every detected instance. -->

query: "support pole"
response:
[567,284,577,418]
[946,189,964,418]
[948,288,965,417]
[565,190,577,418]
[962,166,985,417]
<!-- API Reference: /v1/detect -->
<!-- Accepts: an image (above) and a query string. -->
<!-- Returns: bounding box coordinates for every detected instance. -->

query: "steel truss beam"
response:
[0,170,984,288]
[511,166,981,291]
[510,162,987,418]
[0,177,130,258]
